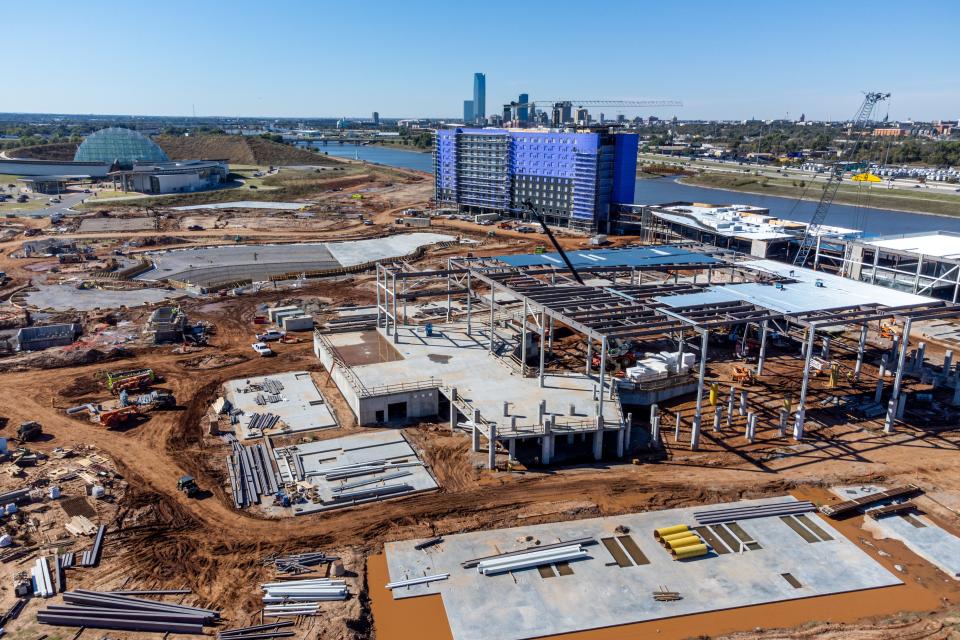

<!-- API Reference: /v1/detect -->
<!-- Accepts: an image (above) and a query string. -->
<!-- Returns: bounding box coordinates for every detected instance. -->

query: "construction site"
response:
[0,143,960,640]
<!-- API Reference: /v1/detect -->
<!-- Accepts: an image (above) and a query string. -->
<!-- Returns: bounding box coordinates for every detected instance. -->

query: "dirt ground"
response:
[1,161,960,639]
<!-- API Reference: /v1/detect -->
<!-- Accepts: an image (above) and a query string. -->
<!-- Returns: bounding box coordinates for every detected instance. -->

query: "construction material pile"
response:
[654,525,707,560]
[474,544,589,576]
[694,500,815,525]
[227,442,280,508]
[218,620,294,640]
[626,351,695,383]
[261,578,348,617]
[37,589,219,633]
[266,551,339,574]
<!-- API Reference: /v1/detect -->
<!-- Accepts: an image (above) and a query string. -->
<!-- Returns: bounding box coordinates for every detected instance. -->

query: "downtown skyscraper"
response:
[473,73,486,122]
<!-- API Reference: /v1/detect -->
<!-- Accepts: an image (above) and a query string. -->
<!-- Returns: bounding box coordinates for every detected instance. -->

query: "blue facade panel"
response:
[611,133,639,204]
[496,245,720,269]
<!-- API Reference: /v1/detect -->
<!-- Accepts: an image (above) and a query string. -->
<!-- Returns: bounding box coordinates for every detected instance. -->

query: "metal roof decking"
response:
[495,245,722,269]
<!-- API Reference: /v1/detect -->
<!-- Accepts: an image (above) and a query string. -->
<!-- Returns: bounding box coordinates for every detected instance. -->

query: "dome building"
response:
[74,127,170,167]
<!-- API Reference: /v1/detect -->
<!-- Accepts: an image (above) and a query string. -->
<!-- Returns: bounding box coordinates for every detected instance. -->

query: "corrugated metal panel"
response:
[496,246,720,269]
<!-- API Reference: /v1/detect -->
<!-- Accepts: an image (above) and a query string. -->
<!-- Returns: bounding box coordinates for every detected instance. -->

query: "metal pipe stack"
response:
[694,501,815,526]
[475,545,589,576]
[37,589,219,634]
[228,441,281,508]
[79,525,106,567]
[218,620,294,640]
[260,578,348,615]
[267,551,339,574]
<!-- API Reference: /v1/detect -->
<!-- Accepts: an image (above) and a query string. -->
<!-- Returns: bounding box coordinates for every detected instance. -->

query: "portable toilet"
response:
[91,486,106,499]
[0,533,11,547]
[49,486,61,500]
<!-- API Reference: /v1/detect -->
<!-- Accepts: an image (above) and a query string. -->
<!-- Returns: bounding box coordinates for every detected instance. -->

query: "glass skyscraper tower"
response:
[473,73,486,122]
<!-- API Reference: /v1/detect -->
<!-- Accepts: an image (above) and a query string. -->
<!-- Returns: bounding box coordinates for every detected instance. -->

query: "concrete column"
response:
[391,272,398,343]
[885,318,912,434]
[547,316,554,354]
[794,325,817,440]
[651,415,661,446]
[878,353,888,380]
[874,379,884,404]
[375,266,382,328]
[896,393,907,420]
[746,412,756,443]
[445,269,451,323]
[674,412,681,442]
[821,336,830,360]
[800,328,809,357]
[592,417,604,460]
[503,401,509,417]
[489,283,496,353]
[616,428,625,458]
[449,387,458,430]
[713,405,722,432]
[520,299,528,376]
[675,336,685,370]
[650,403,659,425]
[568,403,576,416]
[890,336,899,369]
[739,390,748,417]
[691,330,709,451]
[952,368,960,406]
[538,309,547,388]
[727,387,735,427]
[598,337,608,420]
[508,438,516,460]
[624,412,632,452]
[916,342,926,372]
[487,423,497,470]
[540,416,553,464]
[756,320,769,376]
[778,408,788,437]
[942,351,953,384]
[471,424,480,453]
[538,400,546,425]
[854,324,868,381]
[585,340,592,376]
[466,272,472,335]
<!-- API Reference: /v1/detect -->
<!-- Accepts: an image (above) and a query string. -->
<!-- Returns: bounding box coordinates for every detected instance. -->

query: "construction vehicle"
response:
[136,390,176,410]
[97,406,138,429]
[16,421,42,442]
[792,92,890,266]
[177,475,200,498]
[105,368,156,393]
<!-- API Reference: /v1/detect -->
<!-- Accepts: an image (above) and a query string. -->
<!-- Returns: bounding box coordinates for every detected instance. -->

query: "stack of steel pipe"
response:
[247,413,280,432]
[694,501,815,526]
[317,459,421,481]
[79,525,107,567]
[229,442,280,508]
[37,589,219,633]
[385,573,450,590]
[261,578,348,610]
[475,545,588,576]
[268,551,338,574]
[218,620,294,640]
[327,483,413,504]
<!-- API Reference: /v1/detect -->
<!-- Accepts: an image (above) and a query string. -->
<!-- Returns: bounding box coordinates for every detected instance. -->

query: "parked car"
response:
[255,329,286,342]
[516,226,535,233]
[252,342,274,357]
[187,225,204,231]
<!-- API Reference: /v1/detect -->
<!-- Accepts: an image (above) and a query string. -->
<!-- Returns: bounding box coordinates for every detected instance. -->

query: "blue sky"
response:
[6,0,957,120]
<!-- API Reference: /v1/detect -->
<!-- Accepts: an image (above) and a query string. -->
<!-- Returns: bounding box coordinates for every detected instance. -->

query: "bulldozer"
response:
[16,421,42,443]
[177,475,200,498]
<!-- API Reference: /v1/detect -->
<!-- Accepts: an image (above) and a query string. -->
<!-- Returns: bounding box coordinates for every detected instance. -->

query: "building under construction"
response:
[314,244,960,467]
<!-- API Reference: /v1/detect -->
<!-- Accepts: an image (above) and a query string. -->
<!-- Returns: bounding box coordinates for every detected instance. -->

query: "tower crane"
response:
[792,92,890,266]
[503,99,682,126]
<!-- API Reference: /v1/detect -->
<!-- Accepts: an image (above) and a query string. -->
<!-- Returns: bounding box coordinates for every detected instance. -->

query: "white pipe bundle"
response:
[476,545,588,576]
[260,577,347,604]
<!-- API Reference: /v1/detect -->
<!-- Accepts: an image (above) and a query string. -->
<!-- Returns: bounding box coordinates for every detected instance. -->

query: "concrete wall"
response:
[358,389,439,425]
[282,315,314,331]
[750,239,770,258]
[153,173,203,193]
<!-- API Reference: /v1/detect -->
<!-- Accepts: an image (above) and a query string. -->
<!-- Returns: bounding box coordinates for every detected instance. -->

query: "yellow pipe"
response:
[666,535,702,550]
[672,543,708,559]
[653,524,688,540]
[661,531,697,543]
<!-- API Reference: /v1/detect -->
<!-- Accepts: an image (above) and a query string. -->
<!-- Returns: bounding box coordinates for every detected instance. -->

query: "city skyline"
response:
[4,0,958,120]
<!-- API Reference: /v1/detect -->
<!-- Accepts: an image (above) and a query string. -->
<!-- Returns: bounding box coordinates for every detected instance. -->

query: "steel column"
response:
[794,326,817,440]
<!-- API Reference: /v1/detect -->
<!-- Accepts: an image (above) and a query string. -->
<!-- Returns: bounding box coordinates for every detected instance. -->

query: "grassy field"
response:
[0,195,51,213]
[0,174,23,186]
[681,172,960,218]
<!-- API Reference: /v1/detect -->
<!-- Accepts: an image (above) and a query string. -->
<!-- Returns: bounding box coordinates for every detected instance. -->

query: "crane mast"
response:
[792,92,890,266]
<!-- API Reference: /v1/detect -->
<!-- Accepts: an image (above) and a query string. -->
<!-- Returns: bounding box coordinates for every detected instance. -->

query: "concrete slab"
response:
[273,430,438,514]
[325,233,453,267]
[223,371,336,439]
[326,323,621,432]
[77,217,157,233]
[384,496,901,640]
[23,283,186,311]
[171,200,311,211]
[866,513,960,579]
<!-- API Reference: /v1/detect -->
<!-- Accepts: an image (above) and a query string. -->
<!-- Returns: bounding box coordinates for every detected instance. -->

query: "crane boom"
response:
[792,91,890,266]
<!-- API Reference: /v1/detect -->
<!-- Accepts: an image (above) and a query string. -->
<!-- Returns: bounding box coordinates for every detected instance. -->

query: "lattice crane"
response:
[792,92,890,266]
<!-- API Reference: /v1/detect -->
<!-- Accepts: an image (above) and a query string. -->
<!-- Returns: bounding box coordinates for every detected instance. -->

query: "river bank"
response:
[679,172,960,219]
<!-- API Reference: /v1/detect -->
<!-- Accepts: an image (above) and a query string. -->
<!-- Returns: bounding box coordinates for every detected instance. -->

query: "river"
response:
[304,143,960,236]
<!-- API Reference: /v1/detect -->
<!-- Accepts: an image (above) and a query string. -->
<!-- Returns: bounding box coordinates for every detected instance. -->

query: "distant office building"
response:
[434,128,639,233]
[463,100,474,123]
[372,111,380,126]
[473,73,486,122]
[599,113,605,124]
[575,108,590,126]
[503,104,513,124]
[518,93,529,124]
